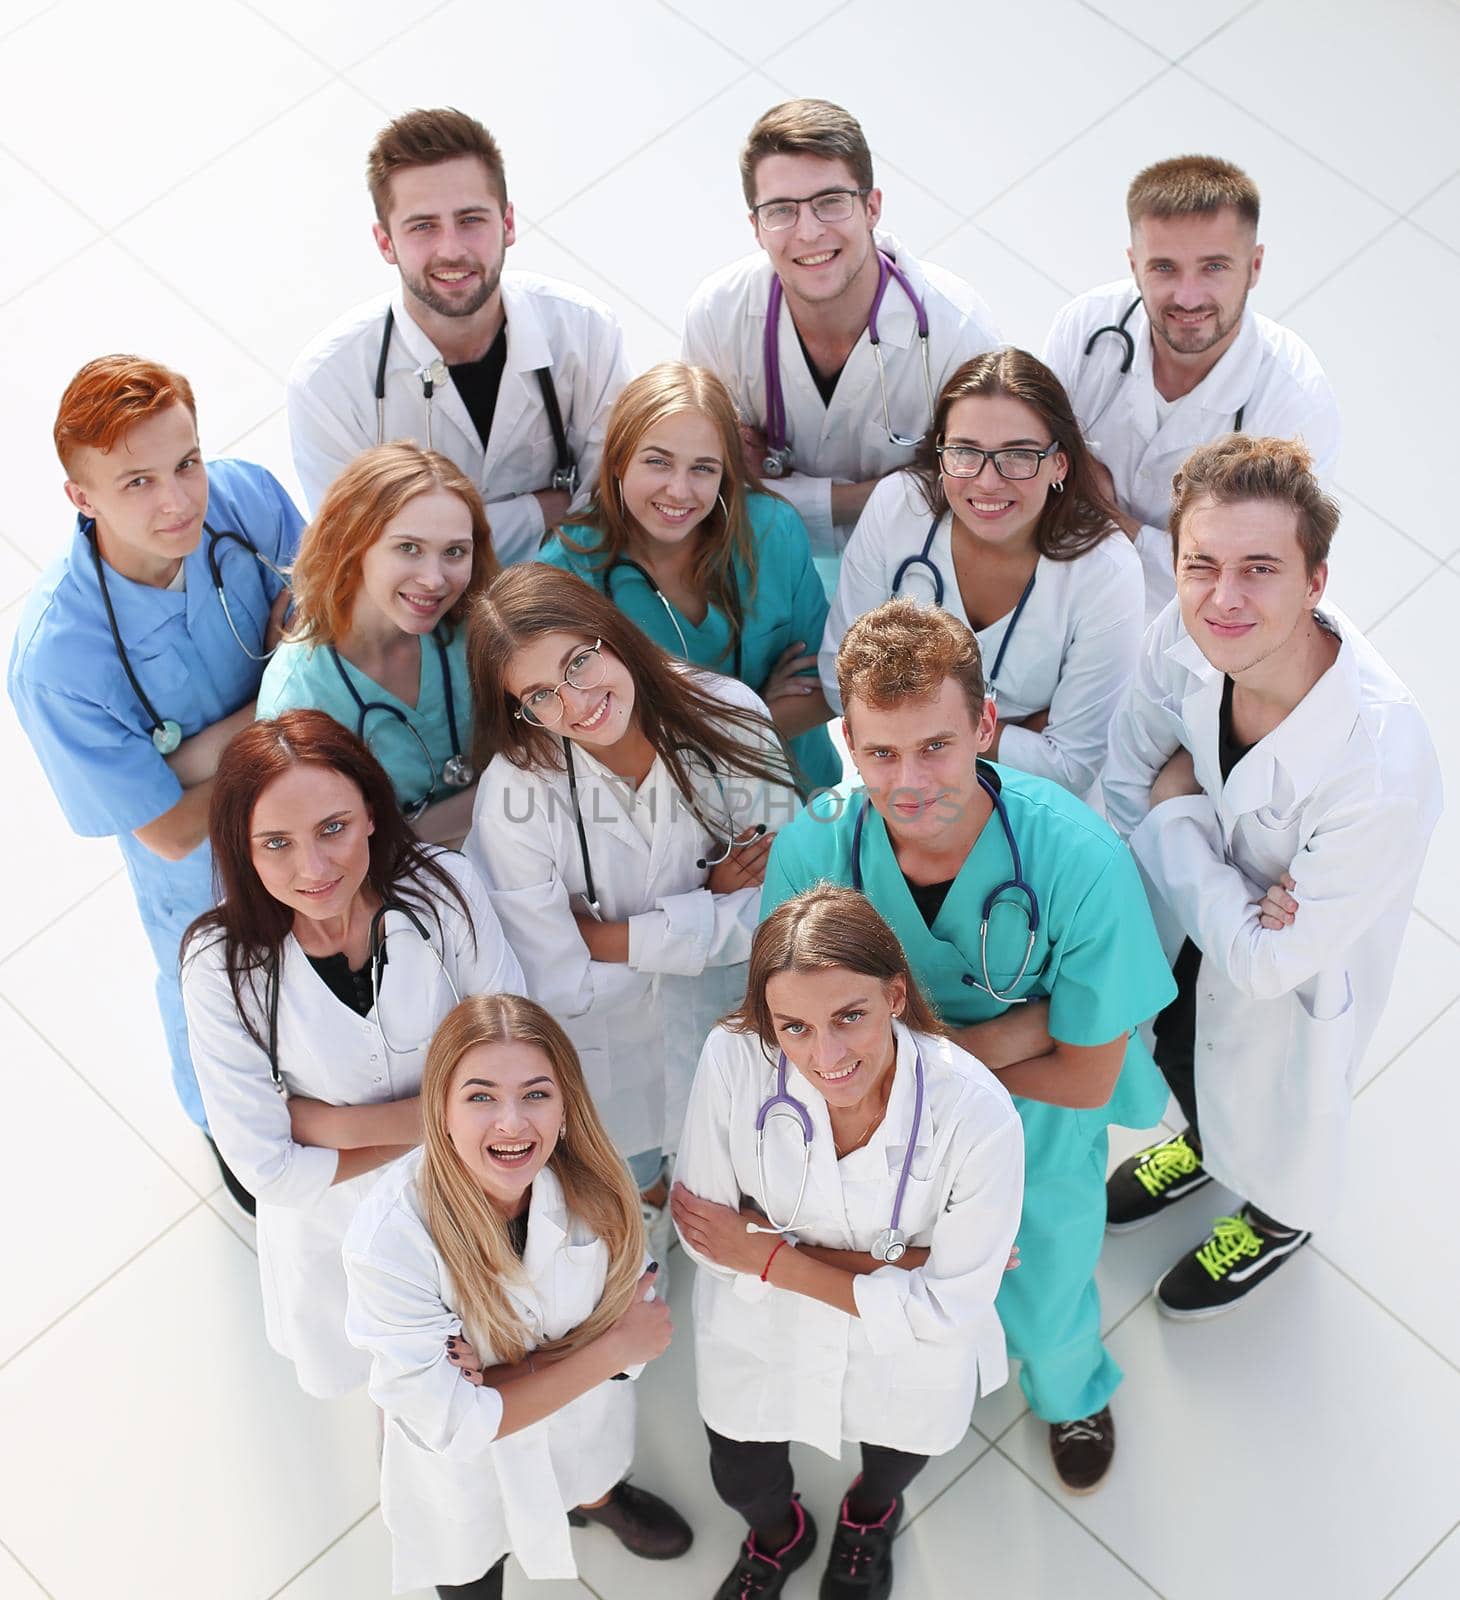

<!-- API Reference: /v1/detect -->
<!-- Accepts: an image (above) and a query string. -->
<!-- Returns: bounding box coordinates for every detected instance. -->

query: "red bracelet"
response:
[761,1238,790,1282]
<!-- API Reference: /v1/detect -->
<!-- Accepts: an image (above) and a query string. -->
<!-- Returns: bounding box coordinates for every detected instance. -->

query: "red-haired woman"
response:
[181,709,523,1398]
[257,443,498,845]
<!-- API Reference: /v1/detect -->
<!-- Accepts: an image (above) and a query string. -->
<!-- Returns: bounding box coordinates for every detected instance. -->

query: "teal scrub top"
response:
[539,492,840,794]
[760,762,1174,1136]
[256,624,472,812]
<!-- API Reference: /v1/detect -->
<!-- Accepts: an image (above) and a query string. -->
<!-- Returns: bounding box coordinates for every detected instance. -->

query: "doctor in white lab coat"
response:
[821,349,1144,796]
[344,993,691,1594]
[1101,437,1441,1320]
[287,108,629,566]
[465,565,800,1198]
[1042,155,1339,620]
[671,886,1022,1600]
[181,710,523,1397]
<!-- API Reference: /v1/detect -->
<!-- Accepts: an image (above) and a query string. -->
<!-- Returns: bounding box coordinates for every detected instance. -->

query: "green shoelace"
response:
[1195,1214,1266,1282]
[1135,1134,1203,1198]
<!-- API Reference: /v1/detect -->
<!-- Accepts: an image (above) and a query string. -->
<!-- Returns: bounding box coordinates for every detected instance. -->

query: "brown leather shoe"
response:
[569,1480,693,1559]
[1049,1405,1116,1494]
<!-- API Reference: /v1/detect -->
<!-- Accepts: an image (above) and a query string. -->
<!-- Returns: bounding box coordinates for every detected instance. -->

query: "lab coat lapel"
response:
[508,1165,569,1334]
[77,519,190,646]
[573,753,651,863]
[1168,629,1227,807]
[387,288,483,451]
[482,279,556,481]
[1150,312,1263,455]
[876,1023,933,1180]
[784,1062,854,1245]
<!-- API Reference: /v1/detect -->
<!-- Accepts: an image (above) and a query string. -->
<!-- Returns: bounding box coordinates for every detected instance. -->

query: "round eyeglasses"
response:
[936,440,1062,481]
[514,640,607,728]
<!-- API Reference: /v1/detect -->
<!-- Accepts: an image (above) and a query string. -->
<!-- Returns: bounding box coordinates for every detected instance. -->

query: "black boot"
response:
[567,1479,692,1559]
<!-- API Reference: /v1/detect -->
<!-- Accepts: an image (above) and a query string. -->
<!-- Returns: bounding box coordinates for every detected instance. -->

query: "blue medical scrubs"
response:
[7,459,303,1128]
[538,492,840,794]
[761,764,1175,1423]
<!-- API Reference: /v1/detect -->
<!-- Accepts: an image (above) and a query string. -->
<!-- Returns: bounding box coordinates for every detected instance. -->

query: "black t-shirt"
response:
[505,1208,529,1259]
[1218,675,1256,784]
[449,324,509,448]
[902,874,955,929]
[305,949,377,1019]
[794,324,844,406]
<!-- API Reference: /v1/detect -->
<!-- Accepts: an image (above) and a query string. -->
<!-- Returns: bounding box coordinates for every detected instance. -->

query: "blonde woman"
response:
[258,442,499,842]
[343,994,692,1597]
[540,361,838,792]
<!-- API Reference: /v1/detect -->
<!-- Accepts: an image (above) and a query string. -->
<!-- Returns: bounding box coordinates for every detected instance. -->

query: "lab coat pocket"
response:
[383,1421,489,1526]
[1284,974,1357,1115]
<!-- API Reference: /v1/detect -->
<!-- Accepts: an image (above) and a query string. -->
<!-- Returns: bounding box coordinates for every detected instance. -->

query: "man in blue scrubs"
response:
[761,599,1174,1491]
[8,355,304,1212]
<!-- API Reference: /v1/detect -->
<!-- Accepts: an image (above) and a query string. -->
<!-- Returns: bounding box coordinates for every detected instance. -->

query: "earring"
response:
[559,1122,567,1140]
[1050,478,1065,495]
[615,478,626,514]
[716,492,730,522]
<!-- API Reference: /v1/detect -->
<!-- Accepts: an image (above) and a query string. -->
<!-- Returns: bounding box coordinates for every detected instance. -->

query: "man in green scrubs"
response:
[761,599,1174,1491]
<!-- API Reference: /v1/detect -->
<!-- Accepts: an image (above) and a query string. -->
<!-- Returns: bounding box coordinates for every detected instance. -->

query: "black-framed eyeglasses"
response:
[514,640,606,728]
[936,440,1063,481]
[751,188,870,232]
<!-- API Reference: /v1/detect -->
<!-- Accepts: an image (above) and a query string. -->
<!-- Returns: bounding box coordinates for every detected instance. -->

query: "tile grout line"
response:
[1413,907,1460,950]
[0,1533,54,1599]
[1354,993,1460,1103]
[0,0,62,47]
[1307,1246,1460,1385]
[895,1432,996,1536]
[1168,0,1266,65]
[1381,1514,1460,1599]
[264,1500,381,1598]
[1328,479,1454,569]
[1073,0,1183,60]
[655,0,857,75]
[0,865,124,970]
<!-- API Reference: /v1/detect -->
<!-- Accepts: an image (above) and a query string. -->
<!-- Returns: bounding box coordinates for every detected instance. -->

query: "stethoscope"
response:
[890,513,1036,699]
[599,556,744,681]
[851,771,1041,1003]
[745,1041,927,1262]
[761,249,934,478]
[326,629,473,819]
[562,737,765,918]
[1083,297,1246,432]
[86,520,290,756]
[265,899,461,1090]
[375,307,578,492]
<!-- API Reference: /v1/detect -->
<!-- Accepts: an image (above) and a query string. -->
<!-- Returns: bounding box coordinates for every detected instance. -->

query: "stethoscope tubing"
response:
[601,555,744,682]
[1082,296,1247,435]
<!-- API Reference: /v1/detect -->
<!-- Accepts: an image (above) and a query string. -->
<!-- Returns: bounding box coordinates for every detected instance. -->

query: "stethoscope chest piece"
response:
[761,445,794,479]
[442,753,475,788]
[872,1227,907,1264]
[151,719,183,756]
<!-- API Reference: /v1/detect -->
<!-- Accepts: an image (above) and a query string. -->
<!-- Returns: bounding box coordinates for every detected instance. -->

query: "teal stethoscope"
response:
[326,630,473,820]
[87,520,290,756]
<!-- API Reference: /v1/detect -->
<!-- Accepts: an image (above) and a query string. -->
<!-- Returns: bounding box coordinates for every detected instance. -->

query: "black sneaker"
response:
[713,1496,817,1599]
[819,1485,902,1599]
[206,1136,256,1218]
[1156,1207,1311,1320]
[1106,1132,1211,1232]
[1049,1406,1115,1494]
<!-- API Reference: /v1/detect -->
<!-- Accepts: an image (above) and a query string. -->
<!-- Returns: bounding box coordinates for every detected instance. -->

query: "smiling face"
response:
[373,155,515,320]
[64,403,210,584]
[1129,206,1262,360]
[504,631,637,750]
[619,408,724,549]
[355,487,475,637]
[249,763,375,926]
[940,393,1067,552]
[1175,494,1326,677]
[764,964,905,1113]
[750,152,882,307]
[445,1040,563,1213]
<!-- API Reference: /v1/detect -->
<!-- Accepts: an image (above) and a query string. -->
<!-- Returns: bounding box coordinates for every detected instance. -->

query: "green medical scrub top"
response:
[539,492,840,794]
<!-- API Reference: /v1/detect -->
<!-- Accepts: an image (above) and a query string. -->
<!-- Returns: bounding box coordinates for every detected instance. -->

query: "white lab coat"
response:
[1102,603,1442,1228]
[286,273,630,566]
[343,1154,640,1590]
[676,1022,1024,1459]
[181,852,524,1397]
[821,471,1144,795]
[682,232,1001,560]
[1043,281,1340,621]
[467,671,801,1162]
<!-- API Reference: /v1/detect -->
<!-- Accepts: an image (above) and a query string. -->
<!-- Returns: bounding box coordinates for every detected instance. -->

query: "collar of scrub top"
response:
[750,1020,929,1261]
[761,247,934,476]
[325,628,474,819]
[849,764,1041,1003]
[83,517,282,756]
[264,896,461,1090]
[598,552,745,681]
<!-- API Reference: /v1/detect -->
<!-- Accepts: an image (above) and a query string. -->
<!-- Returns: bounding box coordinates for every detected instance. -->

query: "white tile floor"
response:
[1,3,1457,1596]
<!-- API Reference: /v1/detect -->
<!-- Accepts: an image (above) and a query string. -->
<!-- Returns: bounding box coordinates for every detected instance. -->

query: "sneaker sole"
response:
[1105,1174,1214,1234]
[1054,1473,1109,1496]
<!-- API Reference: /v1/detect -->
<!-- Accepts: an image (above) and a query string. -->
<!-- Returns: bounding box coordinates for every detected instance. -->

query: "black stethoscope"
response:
[264,899,461,1090]
[86,520,289,756]
[850,770,1041,1003]
[562,738,765,919]
[890,514,1037,699]
[1084,298,1246,432]
[761,249,934,478]
[326,629,473,819]
[599,556,744,682]
[374,306,579,493]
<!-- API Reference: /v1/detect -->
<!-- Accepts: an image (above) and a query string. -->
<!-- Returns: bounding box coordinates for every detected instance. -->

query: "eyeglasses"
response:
[515,640,606,728]
[936,440,1063,481]
[751,188,870,232]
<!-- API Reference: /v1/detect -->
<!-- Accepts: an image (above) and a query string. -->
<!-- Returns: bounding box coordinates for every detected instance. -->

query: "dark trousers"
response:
[437,1556,505,1600]
[706,1425,927,1537]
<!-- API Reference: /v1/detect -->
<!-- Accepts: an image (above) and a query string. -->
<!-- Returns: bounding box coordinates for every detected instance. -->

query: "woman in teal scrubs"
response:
[539,362,839,795]
[258,443,498,843]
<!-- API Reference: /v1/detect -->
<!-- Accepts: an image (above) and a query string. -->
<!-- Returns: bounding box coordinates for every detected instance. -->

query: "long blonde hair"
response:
[419,994,645,1364]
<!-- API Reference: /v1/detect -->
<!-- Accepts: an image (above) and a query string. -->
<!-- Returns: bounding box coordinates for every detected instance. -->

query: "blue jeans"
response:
[627,1147,665,1192]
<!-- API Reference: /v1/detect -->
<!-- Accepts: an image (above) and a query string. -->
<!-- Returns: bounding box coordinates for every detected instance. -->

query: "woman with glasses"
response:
[465,564,800,1258]
[257,443,498,845]
[539,362,840,795]
[181,710,523,1398]
[819,348,1144,796]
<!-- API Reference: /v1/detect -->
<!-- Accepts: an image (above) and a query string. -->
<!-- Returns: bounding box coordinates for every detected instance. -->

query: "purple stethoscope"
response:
[760,249,935,479]
[744,1041,927,1263]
